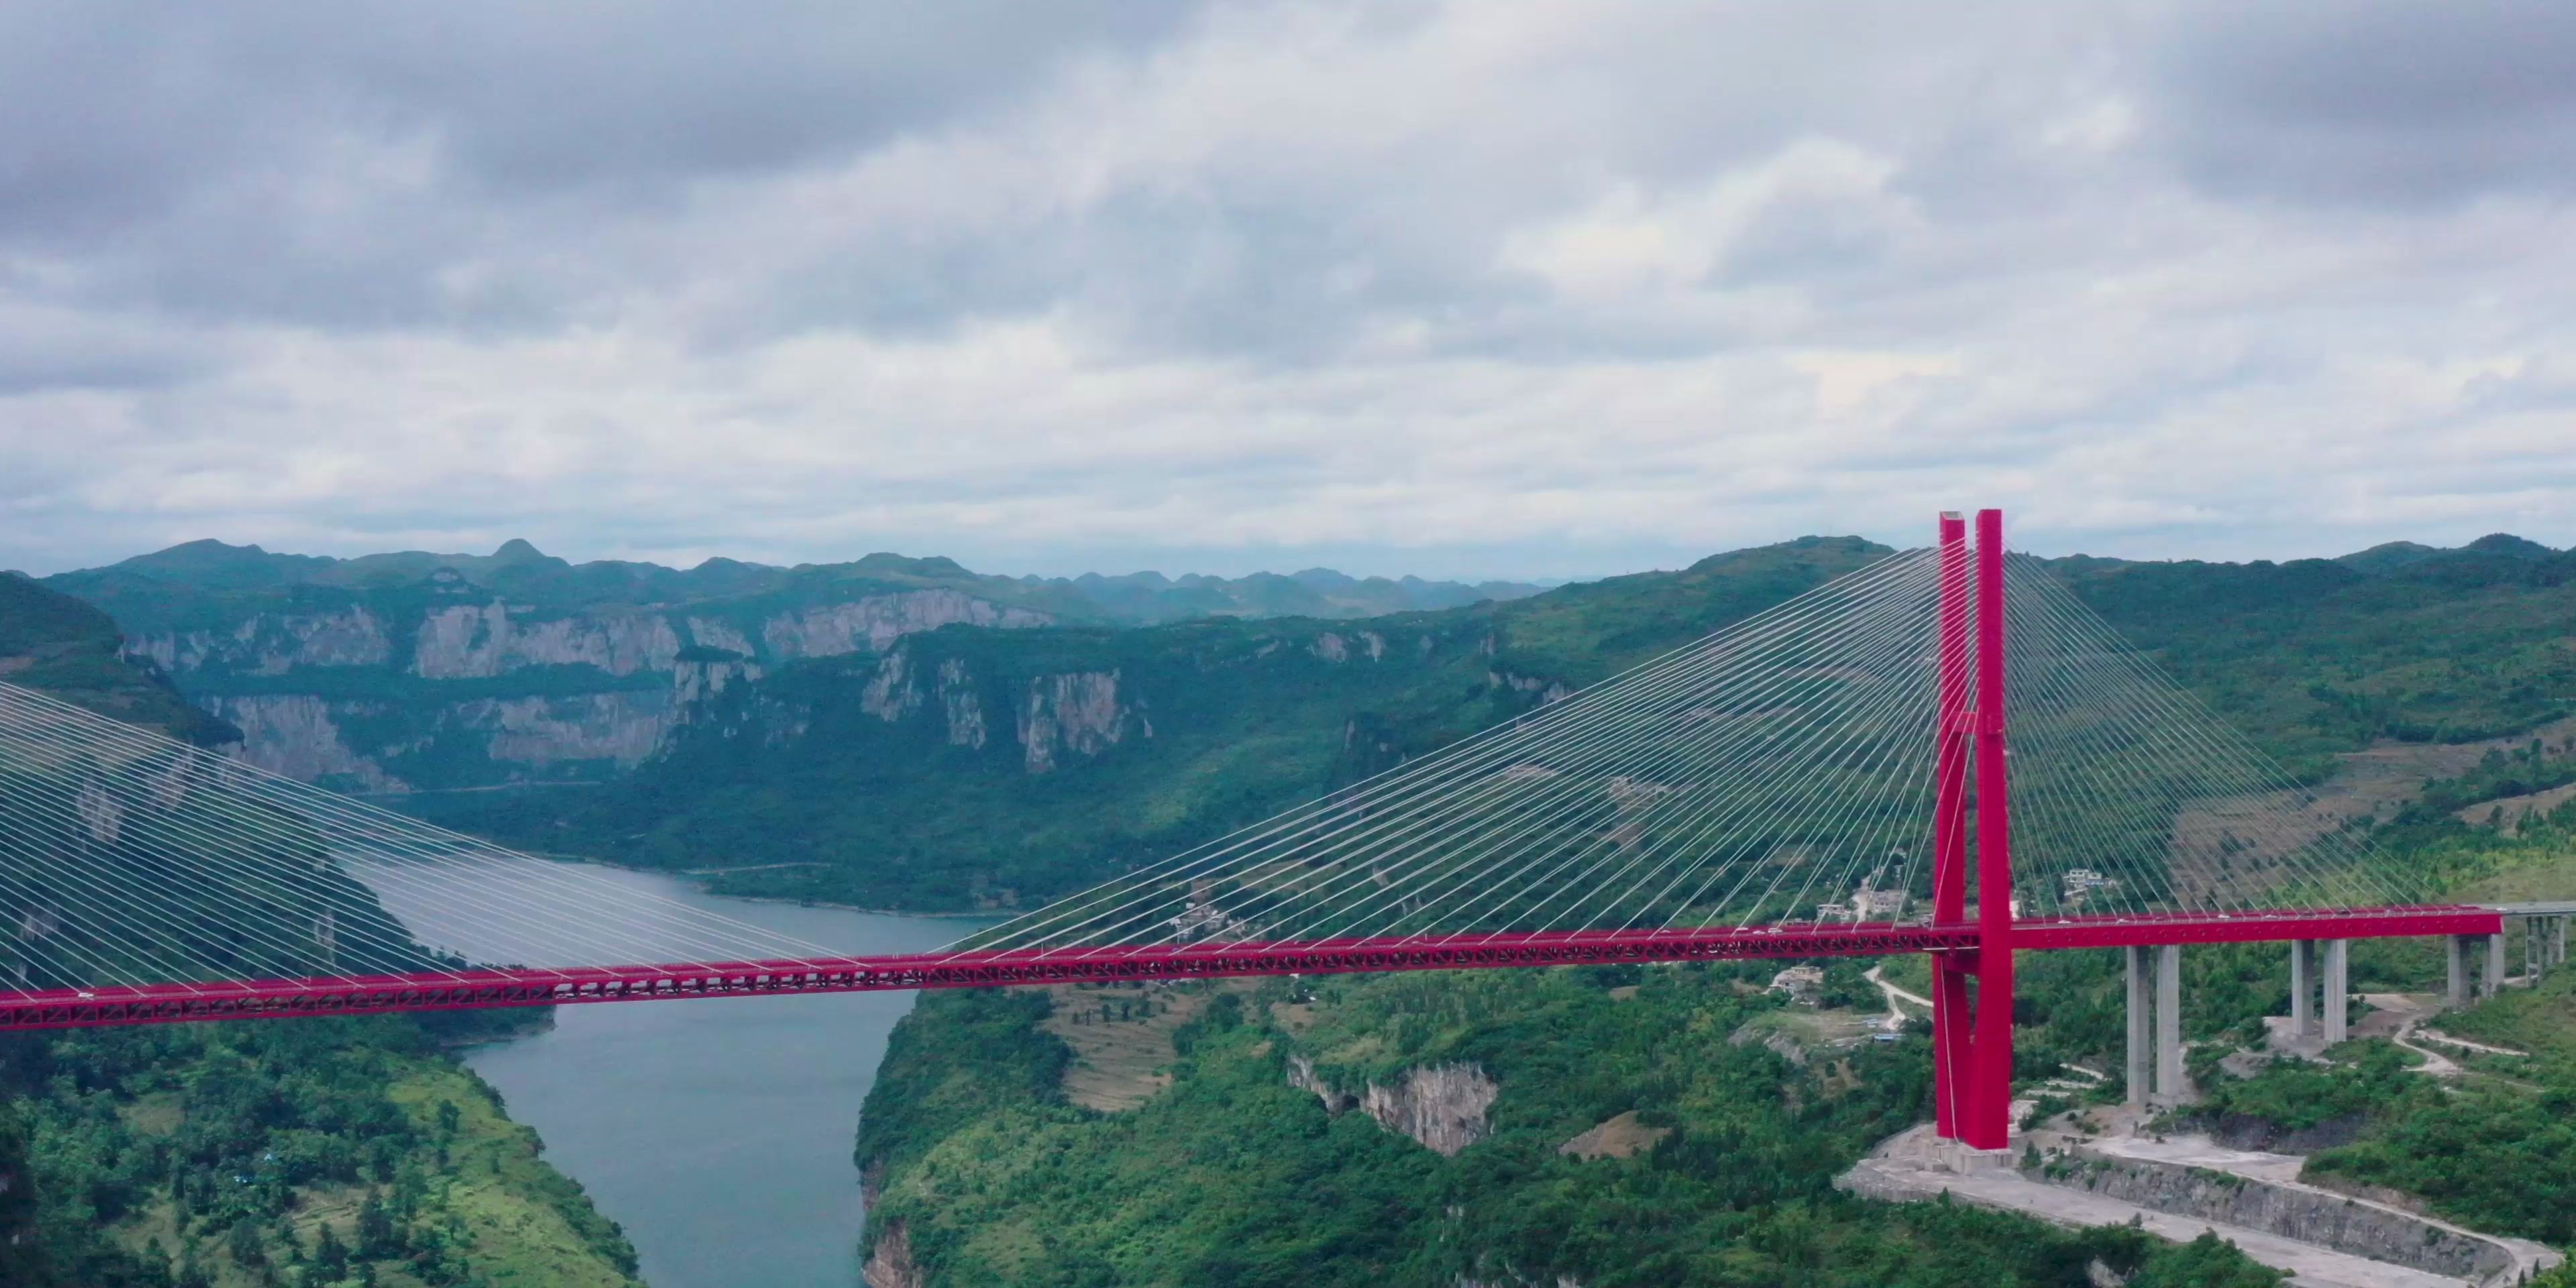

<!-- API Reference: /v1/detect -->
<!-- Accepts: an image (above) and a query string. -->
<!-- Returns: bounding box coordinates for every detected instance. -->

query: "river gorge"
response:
[366,861,973,1288]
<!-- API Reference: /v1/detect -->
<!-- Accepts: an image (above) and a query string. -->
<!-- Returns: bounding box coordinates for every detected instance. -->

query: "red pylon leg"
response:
[1930,952,1973,1134]
[1966,507,2017,1150]
[1929,513,1973,1138]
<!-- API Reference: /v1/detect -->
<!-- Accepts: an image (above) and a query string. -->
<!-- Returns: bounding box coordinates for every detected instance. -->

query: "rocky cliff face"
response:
[1018,671,1146,773]
[211,695,413,790]
[765,590,1050,659]
[857,645,1146,772]
[1289,1056,1500,1156]
[861,1218,924,1288]
[412,602,683,678]
[123,589,1051,792]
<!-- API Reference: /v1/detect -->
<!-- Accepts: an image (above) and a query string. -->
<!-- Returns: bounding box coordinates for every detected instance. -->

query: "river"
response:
[366,860,973,1288]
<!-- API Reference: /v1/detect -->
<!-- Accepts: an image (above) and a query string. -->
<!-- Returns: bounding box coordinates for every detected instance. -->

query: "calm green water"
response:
[382,861,971,1288]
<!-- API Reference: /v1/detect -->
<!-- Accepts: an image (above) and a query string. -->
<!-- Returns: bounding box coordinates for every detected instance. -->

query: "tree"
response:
[313,1223,349,1283]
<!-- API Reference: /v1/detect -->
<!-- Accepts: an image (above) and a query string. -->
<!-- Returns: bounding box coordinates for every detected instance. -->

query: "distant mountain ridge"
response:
[47,538,1545,629]
[1015,566,1550,624]
[32,539,1545,797]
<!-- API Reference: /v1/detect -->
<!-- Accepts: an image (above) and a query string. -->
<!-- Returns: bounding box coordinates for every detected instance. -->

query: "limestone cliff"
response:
[413,602,683,678]
[126,605,394,675]
[860,646,1143,770]
[861,1218,924,1288]
[1288,1056,1500,1156]
[763,590,1051,659]
[212,695,411,791]
[117,588,1051,792]
[1018,671,1146,773]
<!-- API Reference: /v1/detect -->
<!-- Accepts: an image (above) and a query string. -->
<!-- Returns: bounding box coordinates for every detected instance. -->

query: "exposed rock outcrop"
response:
[763,590,1051,660]
[2031,1153,2510,1280]
[861,1218,924,1288]
[127,607,394,675]
[1456,1269,1588,1287]
[1489,670,1572,704]
[129,586,1052,791]
[671,653,761,711]
[415,602,683,679]
[938,659,987,749]
[212,695,409,791]
[1019,671,1147,773]
[1289,1057,1499,1156]
[858,649,1000,751]
[449,694,673,769]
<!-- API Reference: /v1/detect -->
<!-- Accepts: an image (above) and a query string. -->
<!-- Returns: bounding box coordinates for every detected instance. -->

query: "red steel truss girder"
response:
[2007,906,2499,950]
[0,908,2504,1032]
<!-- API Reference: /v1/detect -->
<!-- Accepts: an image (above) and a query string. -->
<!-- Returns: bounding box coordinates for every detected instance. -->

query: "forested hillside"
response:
[851,719,2576,1288]
[0,576,643,1288]
[835,531,2576,1287]
[853,964,2282,1287]
[466,534,2576,911]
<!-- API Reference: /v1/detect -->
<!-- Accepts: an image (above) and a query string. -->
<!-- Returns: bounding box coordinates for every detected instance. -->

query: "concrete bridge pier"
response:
[2447,932,2510,1005]
[2522,914,2567,979]
[2288,940,2312,1037]
[2322,940,2349,1043]
[2286,940,2348,1045]
[2125,945,2188,1107]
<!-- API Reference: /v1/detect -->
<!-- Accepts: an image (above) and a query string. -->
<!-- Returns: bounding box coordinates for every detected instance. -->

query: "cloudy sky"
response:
[2,1,2571,580]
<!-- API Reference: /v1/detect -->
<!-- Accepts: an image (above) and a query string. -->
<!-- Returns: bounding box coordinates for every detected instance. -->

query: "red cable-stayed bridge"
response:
[0,511,2520,1150]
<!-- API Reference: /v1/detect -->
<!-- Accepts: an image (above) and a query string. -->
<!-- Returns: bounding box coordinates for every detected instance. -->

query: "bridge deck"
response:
[0,906,2503,1030]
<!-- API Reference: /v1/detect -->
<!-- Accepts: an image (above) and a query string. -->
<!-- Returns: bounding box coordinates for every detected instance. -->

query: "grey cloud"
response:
[2149,0,2576,206]
[1,1,2572,581]
[0,1,1210,327]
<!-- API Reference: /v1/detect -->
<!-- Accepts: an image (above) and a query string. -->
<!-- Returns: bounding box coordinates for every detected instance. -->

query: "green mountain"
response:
[0,573,238,746]
[468,535,1896,909]
[834,532,2576,1288]
[38,541,1541,799]
[39,529,2575,916]
[449,534,2576,912]
[855,796,2576,1288]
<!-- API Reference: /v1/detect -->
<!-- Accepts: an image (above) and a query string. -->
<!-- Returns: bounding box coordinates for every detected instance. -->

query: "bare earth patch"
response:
[1268,1000,1320,1033]
[1559,1110,1670,1159]
[2169,716,2576,901]
[1042,981,1252,1112]
[2458,780,2576,835]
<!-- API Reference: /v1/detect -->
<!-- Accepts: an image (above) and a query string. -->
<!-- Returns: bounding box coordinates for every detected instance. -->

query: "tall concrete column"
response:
[2556,916,2568,967]
[2289,940,2314,1038]
[2530,919,2544,981]
[2484,933,2506,999]
[2125,945,2151,1108]
[2447,935,2470,1007]
[2154,944,2184,1104]
[2322,939,2349,1045]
